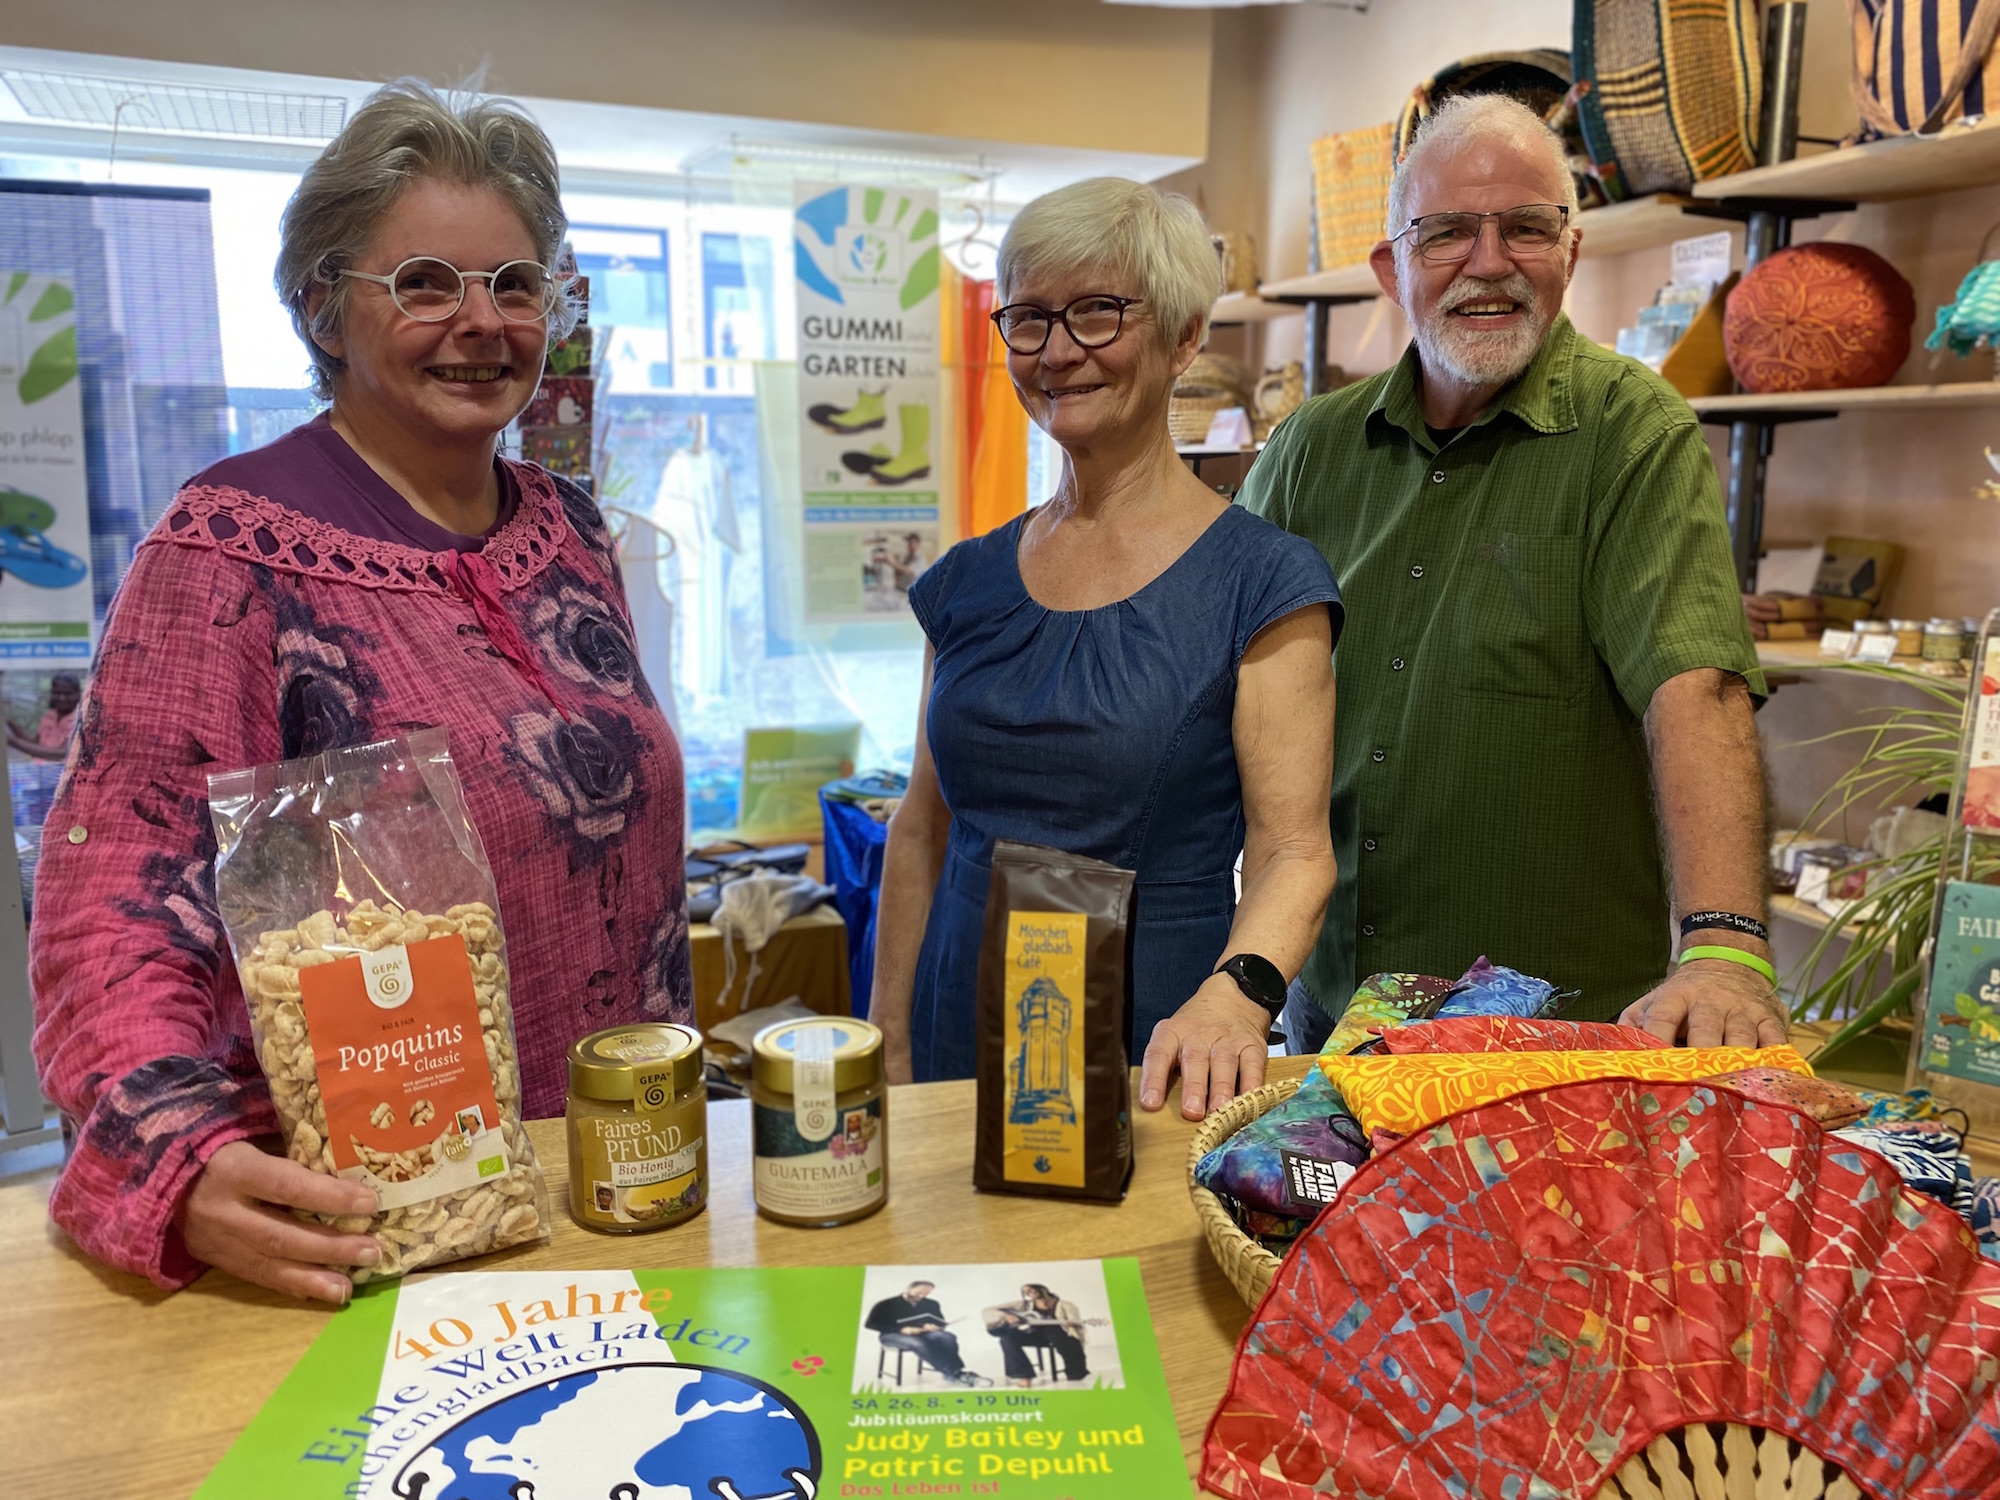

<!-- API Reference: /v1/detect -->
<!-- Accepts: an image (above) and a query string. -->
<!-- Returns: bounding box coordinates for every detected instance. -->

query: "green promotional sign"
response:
[738,722,861,839]
[195,1258,1191,1498]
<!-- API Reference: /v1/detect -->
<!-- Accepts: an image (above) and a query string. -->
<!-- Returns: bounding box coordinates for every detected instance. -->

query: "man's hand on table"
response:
[1620,958,1789,1049]
[179,1139,381,1305]
[1140,975,1272,1121]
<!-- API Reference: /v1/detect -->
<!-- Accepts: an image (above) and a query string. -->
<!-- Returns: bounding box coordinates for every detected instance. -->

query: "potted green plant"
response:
[1784,664,2000,1062]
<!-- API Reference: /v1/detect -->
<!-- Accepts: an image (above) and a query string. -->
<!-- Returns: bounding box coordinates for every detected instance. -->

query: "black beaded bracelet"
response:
[1679,910,1769,943]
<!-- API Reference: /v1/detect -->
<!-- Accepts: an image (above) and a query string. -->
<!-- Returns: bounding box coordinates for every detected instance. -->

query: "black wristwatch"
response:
[1214,952,1288,1020]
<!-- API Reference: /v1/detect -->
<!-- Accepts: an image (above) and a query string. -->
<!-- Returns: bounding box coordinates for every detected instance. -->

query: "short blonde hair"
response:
[276,79,580,399]
[997,178,1220,350]
[1386,92,1580,239]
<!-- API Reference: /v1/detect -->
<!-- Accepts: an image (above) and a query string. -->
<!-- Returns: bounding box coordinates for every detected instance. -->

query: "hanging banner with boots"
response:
[793,182,941,623]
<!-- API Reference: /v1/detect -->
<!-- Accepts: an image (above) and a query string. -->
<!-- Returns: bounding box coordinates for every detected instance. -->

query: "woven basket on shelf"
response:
[1188,1078,1866,1499]
[1169,352,1252,446]
[1186,1075,1298,1306]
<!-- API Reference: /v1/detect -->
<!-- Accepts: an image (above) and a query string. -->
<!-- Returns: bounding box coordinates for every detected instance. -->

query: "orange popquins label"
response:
[298,935,508,1208]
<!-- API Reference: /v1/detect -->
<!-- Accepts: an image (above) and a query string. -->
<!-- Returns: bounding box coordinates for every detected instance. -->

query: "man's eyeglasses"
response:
[328,256,559,324]
[991,295,1142,356]
[1393,205,1570,265]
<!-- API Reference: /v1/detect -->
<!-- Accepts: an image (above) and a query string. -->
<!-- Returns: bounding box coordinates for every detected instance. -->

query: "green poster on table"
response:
[738,723,861,839]
[193,1258,1191,1499]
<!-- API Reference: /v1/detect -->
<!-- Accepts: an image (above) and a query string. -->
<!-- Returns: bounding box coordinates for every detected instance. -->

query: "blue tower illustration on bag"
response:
[1009,975,1078,1126]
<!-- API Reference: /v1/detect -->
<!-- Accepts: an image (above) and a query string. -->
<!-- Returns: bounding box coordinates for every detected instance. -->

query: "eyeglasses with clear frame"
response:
[1393,204,1570,264]
[329,256,559,324]
[991,294,1143,356]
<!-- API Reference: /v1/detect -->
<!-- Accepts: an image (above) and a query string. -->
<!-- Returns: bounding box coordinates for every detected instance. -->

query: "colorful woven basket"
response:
[1186,1076,1297,1305]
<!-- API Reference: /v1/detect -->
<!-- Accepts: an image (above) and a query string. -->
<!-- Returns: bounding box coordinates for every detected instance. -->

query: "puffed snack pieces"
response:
[210,730,552,1282]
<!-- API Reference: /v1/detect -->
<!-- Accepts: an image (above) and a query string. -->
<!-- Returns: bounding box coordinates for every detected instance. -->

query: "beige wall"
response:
[1,0,1213,159]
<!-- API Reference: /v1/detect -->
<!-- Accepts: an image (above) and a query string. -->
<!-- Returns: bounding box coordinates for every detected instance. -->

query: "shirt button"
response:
[1364,838,1378,852]
[1391,657,1405,671]
[1362,924,1377,937]
[1410,565,1424,579]
[66,825,87,845]
[1430,470,1446,484]
[1371,748,1386,763]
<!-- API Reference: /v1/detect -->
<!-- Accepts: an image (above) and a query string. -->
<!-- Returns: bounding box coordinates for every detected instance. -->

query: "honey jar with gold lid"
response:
[750,1017,887,1227]
[565,1022,708,1234]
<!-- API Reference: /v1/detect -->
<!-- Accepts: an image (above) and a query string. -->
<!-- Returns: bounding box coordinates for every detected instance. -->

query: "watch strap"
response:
[1215,952,1288,1018]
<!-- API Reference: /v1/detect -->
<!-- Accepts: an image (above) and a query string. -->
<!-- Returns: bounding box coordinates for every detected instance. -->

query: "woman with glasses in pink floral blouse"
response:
[30,81,690,1305]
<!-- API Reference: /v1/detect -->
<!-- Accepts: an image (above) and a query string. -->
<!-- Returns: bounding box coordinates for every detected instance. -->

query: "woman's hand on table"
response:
[179,1140,381,1305]
[1140,975,1273,1120]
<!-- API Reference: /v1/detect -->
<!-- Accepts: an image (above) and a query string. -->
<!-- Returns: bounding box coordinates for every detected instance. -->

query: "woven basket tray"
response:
[1186,1079,1864,1498]
[1186,1075,1299,1306]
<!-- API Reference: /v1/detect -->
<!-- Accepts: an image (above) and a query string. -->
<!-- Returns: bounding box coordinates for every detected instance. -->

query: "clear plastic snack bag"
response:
[209,729,552,1282]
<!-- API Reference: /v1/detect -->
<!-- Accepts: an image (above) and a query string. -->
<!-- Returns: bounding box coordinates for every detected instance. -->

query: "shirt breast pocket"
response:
[1455,533,1590,702]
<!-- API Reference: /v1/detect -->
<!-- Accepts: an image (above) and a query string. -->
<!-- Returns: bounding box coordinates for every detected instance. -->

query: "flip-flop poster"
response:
[794,184,942,626]
[0,272,93,663]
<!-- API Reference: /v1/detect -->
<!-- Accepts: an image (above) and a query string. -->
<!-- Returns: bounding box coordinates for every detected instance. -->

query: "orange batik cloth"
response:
[1319,1044,1814,1137]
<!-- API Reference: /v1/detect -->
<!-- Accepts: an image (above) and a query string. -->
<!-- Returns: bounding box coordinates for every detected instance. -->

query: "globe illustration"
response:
[390,1361,819,1499]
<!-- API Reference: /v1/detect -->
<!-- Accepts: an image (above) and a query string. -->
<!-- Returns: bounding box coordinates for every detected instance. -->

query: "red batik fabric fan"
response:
[1202,1079,2000,1500]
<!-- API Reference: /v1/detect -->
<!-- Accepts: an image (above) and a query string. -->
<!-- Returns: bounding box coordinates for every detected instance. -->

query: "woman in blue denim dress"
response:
[870,178,1343,1122]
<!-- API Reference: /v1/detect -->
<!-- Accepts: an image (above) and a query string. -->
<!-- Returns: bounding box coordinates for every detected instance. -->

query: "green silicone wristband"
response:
[1678,944,1777,985]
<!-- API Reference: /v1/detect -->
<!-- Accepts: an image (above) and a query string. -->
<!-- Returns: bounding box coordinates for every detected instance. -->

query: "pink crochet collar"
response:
[155,459,570,595]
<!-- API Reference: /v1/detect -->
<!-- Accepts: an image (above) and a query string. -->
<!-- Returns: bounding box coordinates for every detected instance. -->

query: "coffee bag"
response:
[973,840,1134,1202]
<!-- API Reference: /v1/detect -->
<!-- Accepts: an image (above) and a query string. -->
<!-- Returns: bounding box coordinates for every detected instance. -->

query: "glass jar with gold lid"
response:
[565,1022,708,1234]
[751,1017,887,1227]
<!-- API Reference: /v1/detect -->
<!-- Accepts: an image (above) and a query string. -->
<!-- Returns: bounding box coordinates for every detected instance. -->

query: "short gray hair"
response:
[997,178,1221,350]
[276,79,579,400]
[1385,93,1580,241]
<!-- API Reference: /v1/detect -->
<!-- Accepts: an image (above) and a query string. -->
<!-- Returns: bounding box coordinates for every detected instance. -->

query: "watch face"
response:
[1226,955,1287,1014]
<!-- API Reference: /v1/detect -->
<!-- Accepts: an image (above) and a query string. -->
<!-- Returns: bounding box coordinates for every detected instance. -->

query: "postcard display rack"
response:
[1910,606,2000,1134]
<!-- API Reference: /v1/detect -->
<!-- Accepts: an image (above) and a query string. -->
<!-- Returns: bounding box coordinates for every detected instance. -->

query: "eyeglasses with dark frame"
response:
[328,256,560,324]
[990,294,1143,356]
[1393,204,1571,265]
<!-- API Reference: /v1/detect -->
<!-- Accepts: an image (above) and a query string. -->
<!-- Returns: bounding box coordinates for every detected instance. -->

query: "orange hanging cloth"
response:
[967,310,1029,538]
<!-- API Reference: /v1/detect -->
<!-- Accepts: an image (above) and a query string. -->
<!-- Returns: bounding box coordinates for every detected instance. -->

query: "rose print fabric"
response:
[1319,1045,1814,1137]
[29,454,691,1289]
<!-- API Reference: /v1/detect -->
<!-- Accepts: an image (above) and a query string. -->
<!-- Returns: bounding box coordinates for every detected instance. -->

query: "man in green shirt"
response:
[1241,93,1786,1049]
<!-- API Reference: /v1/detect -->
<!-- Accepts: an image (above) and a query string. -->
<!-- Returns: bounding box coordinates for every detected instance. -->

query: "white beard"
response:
[1401,265,1552,388]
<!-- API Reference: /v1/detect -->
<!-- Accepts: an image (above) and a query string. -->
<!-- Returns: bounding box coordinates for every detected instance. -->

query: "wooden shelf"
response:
[1691,117,2000,203]
[1772,892,1857,933]
[1259,260,1381,301]
[1755,639,1966,679]
[1256,194,1703,303]
[1209,291,1301,326]
[1691,381,2000,418]
[1576,193,1705,255]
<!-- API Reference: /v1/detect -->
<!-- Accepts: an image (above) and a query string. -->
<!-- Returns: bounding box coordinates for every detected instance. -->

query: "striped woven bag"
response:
[1574,0,1764,199]
[1851,0,2000,136]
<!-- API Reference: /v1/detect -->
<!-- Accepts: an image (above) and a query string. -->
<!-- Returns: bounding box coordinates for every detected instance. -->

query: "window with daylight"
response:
[0,141,1044,839]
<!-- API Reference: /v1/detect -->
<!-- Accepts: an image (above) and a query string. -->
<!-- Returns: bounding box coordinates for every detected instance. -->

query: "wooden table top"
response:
[0,1058,1314,1499]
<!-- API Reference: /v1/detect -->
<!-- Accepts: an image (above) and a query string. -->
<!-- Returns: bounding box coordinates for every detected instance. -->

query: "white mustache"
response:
[1438,273,1538,315]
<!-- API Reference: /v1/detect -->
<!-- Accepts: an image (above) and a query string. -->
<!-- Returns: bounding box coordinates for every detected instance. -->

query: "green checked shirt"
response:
[1240,315,1762,1024]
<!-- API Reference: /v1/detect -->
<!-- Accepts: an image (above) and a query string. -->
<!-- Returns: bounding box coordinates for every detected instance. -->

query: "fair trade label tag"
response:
[792,1027,837,1144]
[362,945,414,1010]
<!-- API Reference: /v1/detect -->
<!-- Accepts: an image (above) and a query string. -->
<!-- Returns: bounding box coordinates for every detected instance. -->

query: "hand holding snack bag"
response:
[209,730,553,1283]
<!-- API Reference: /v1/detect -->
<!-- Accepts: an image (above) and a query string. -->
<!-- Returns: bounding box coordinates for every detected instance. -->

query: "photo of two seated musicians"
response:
[863,1277,1096,1388]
